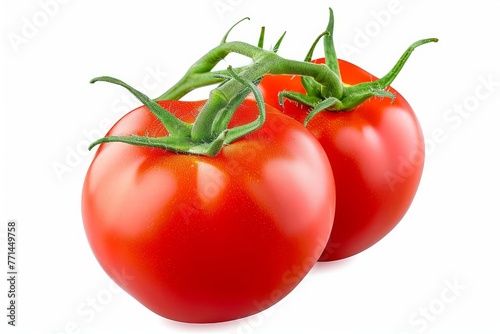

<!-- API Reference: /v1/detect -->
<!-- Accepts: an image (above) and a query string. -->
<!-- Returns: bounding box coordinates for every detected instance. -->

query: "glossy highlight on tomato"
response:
[260,59,424,261]
[81,99,335,323]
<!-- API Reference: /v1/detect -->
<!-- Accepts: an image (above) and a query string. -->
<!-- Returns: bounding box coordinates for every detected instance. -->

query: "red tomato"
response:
[259,59,424,261]
[81,99,335,323]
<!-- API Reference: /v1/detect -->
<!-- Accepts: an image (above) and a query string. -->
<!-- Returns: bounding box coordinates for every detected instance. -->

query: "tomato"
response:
[81,99,335,323]
[259,59,424,261]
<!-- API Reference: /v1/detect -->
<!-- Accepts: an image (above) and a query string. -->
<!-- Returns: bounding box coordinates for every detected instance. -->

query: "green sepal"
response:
[90,76,192,138]
[272,31,287,53]
[258,26,265,48]
[221,17,250,44]
[88,132,227,157]
[323,7,341,79]
[301,31,329,99]
[303,97,342,126]
[278,91,322,109]
[282,36,438,119]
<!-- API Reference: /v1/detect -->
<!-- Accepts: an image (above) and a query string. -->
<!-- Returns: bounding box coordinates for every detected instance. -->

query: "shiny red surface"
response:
[82,100,335,322]
[260,59,424,260]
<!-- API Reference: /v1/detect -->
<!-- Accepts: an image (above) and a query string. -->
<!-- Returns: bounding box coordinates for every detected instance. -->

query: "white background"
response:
[1,0,499,333]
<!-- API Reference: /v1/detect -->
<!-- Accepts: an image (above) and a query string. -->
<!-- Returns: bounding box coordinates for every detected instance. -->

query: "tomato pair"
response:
[82,60,423,322]
[81,8,432,324]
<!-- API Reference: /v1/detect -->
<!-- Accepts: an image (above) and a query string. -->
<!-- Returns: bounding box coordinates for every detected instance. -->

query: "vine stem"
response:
[90,40,343,156]
[156,41,343,142]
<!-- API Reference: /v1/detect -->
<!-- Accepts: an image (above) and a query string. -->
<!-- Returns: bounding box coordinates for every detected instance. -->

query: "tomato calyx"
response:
[89,67,267,157]
[88,18,289,156]
[278,8,438,125]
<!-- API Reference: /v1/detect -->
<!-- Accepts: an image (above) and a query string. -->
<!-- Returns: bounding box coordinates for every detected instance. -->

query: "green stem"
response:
[188,43,343,142]
[155,41,262,101]
[221,66,267,144]
[157,25,286,101]
[155,67,244,101]
[211,86,252,136]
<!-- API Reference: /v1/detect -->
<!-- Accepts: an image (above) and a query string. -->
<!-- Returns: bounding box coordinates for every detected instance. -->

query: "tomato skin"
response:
[260,59,424,261]
[81,99,335,323]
